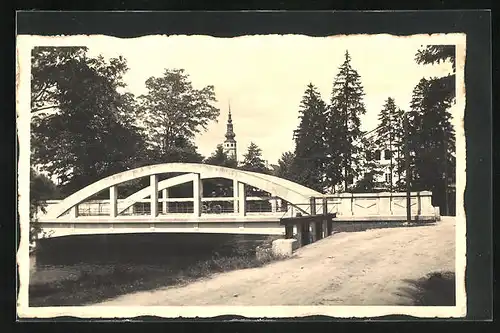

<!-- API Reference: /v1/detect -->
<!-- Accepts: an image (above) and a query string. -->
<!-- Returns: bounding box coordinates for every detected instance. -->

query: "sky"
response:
[83,34,455,165]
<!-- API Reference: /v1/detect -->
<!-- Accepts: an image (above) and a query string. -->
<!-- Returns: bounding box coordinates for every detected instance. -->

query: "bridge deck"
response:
[37,213,286,224]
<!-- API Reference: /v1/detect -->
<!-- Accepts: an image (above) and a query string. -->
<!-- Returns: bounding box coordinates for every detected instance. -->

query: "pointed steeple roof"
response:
[225,101,235,141]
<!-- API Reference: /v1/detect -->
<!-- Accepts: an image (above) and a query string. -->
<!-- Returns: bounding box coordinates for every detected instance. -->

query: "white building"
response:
[372,147,402,190]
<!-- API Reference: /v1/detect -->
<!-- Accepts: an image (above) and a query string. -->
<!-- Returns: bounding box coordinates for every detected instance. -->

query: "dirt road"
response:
[98,218,455,306]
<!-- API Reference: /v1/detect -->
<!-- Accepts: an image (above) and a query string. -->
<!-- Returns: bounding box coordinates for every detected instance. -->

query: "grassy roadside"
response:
[29,237,288,306]
[397,271,456,306]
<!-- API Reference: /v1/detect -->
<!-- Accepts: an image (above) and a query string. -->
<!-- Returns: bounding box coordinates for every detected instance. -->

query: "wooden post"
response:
[150,175,158,218]
[315,221,322,241]
[309,197,317,241]
[309,197,317,215]
[322,197,329,238]
[302,224,311,246]
[417,191,422,216]
[404,113,411,223]
[109,185,117,218]
[311,221,318,242]
[296,223,303,246]
[285,225,293,239]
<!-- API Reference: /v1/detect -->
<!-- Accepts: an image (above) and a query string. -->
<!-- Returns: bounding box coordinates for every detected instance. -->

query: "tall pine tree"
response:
[375,97,405,191]
[325,50,367,192]
[240,142,270,197]
[408,78,455,214]
[292,83,328,193]
[240,142,269,174]
[412,45,456,215]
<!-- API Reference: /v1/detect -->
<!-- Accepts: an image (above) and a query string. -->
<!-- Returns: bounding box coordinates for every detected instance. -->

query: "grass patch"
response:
[29,244,288,307]
[397,271,456,306]
[331,221,436,233]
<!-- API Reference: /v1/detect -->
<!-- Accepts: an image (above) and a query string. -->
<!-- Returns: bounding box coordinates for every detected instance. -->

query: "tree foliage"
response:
[410,45,456,215]
[31,47,146,195]
[29,168,61,244]
[351,136,384,193]
[325,51,367,192]
[407,78,455,212]
[31,47,89,114]
[240,142,269,174]
[204,144,238,168]
[138,69,219,160]
[374,97,405,190]
[292,83,328,192]
[272,151,298,182]
[240,142,270,196]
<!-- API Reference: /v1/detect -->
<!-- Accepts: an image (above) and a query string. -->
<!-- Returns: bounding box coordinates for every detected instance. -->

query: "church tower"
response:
[223,103,237,161]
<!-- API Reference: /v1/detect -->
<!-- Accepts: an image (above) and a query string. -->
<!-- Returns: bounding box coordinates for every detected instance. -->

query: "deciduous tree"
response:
[273,151,298,182]
[138,69,219,160]
[30,47,146,195]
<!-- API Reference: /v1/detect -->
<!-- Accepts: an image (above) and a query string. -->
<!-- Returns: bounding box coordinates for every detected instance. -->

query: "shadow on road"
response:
[396,271,456,306]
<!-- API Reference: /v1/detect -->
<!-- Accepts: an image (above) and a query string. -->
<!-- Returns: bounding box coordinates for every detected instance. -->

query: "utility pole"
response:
[404,113,411,223]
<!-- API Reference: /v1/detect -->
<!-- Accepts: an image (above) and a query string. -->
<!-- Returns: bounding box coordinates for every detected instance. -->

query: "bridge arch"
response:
[44,163,321,219]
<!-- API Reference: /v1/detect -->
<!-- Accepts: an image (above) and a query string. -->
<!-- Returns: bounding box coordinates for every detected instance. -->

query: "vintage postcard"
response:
[17,32,467,319]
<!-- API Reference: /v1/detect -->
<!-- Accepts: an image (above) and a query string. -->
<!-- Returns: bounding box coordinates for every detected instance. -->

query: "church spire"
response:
[225,102,235,140]
[223,100,237,161]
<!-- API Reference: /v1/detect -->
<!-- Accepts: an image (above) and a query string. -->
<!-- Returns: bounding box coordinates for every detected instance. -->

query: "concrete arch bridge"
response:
[35,163,439,243]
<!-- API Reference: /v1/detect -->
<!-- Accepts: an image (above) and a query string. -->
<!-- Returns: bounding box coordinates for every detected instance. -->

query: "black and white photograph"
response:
[17,27,468,319]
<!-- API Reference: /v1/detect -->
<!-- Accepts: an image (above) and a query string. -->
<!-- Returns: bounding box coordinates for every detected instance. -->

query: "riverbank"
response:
[29,233,282,306]
[97,217,456,306]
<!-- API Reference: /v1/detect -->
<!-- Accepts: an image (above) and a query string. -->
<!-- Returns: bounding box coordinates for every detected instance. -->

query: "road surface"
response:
[98,217,456,306]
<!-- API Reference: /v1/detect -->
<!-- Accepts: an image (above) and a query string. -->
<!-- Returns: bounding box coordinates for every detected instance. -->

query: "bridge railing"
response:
[308,191,438,219]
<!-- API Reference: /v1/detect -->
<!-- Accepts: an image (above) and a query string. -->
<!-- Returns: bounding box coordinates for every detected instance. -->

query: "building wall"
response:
[372,148,404,189]
[223,140,237,160]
